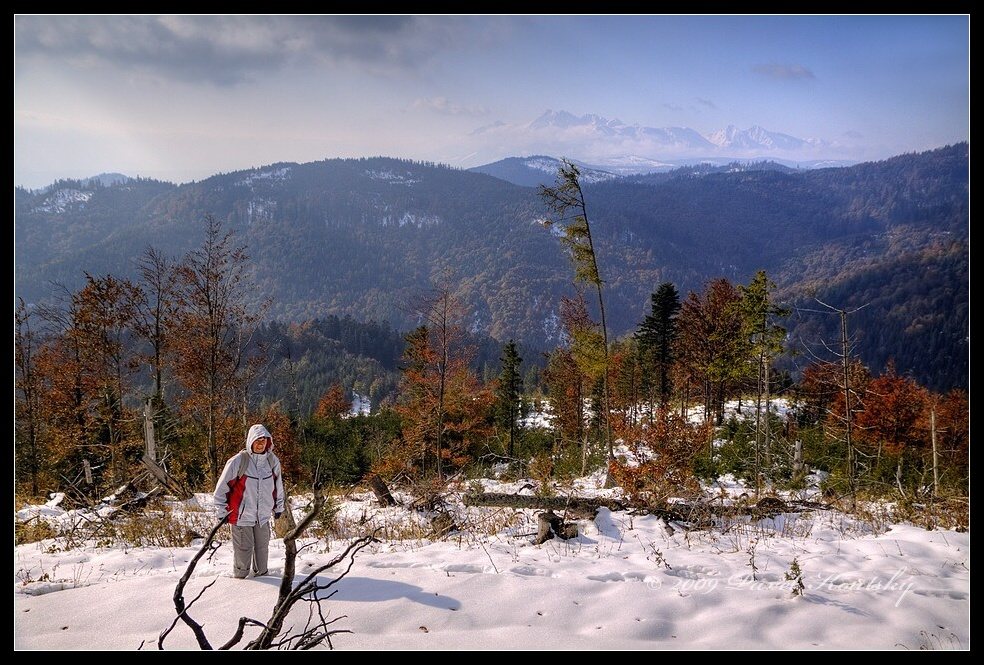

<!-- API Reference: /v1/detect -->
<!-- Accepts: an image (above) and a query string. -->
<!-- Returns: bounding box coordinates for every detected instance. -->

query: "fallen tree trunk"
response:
[464,492,825,524]
[463,492,626,516]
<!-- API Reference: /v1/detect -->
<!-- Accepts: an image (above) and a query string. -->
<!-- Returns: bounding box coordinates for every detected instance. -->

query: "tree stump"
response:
[754,497,787,517]
[431,511,455,539]
[536,510,578,544]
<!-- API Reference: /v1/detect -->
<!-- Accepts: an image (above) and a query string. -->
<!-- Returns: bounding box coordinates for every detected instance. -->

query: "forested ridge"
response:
[16,144,968,391]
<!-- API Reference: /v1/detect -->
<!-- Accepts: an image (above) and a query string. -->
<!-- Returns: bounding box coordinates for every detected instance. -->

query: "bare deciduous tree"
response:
[172,215,259,482]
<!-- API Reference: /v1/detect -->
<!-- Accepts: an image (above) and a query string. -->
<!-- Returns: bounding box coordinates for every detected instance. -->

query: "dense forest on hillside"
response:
[16,145,968,390]
[251,315,545,414]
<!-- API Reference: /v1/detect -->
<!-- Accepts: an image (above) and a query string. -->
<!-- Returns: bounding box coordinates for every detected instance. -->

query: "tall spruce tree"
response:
[740,270,790,493]
[495,340,523,457]
[635,282,681,415]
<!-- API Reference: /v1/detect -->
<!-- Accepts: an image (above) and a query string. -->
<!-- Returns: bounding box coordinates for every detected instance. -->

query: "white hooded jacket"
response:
[213,424,286,527]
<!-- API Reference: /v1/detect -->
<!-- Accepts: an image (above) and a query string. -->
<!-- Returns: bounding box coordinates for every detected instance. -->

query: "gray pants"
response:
[231,522,271,578]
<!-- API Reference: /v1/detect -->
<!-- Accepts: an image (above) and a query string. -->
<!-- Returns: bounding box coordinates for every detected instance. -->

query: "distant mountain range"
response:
[466,109,857,187]
[526,109,830,153]
[36,172,132,192]
[469,154,830,188]
[15,144,968,391]
[466,110,856,176]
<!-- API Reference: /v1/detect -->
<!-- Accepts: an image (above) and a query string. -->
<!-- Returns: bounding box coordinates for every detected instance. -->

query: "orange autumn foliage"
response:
[610,412,710,506]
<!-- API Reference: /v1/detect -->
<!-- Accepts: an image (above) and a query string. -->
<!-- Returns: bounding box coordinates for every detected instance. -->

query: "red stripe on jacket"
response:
[225,475,248,525]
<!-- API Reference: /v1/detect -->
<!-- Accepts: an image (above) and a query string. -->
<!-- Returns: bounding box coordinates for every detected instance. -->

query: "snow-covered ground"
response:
[347,392,372,417]
[519,397,795,431]
[684,397,796,425]
[15,478,969,650]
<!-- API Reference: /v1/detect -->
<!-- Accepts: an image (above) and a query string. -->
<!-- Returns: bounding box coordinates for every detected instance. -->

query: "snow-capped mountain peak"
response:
[524,110,823,156]
[706,125,808,151]
[706,125,741,146]
[529,110,629,135]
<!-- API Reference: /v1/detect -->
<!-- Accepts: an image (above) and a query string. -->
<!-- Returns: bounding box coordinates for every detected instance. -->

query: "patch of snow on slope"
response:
[240,167,292,186]
[34,188,92,213]
[246,198,277,223]
[365,169,420,185]
[347,393,372,417]
[524,158,615,183]
[379,212,441,228]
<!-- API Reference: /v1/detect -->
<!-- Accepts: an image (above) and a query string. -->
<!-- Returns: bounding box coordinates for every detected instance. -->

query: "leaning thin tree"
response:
[539,160,614,470]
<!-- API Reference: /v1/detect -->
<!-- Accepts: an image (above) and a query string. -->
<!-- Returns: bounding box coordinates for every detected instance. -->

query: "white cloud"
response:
[409,97,488,117]
[752,63,816,80]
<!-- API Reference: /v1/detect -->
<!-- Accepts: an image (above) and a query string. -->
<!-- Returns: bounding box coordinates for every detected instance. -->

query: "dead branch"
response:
[247,531,375,650]
[162,480,375,651]
[218,618,268,650]
[158,515,228,649]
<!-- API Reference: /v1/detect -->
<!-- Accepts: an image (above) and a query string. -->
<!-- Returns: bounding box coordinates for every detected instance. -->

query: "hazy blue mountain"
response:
[469,155,617,187]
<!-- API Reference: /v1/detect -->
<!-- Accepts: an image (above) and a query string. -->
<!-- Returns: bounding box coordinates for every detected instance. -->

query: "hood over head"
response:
[246,424,273,453]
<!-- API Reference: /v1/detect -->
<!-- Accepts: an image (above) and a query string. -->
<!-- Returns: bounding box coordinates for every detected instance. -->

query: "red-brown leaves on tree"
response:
[855,364,929,454]
[610,412,710,506]
[257,402,303,483]
[543,347,585,448]
[314,384,352,423]
[929,389,969,472]
[393,321,492,478]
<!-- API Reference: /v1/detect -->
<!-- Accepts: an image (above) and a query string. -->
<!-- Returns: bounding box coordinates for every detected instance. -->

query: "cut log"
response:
[464,492,821,527]
[368,474,397,506]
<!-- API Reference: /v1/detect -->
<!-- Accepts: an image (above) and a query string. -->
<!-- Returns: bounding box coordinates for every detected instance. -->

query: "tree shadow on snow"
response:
[255,575,461,610]
[328,577,461,609]
[803,594,872,617]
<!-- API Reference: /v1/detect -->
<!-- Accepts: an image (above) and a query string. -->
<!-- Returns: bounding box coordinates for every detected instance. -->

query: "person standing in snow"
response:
[214,424,286,578]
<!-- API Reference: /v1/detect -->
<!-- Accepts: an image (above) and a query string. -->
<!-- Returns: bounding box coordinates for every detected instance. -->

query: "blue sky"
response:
[14,15,968,188]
